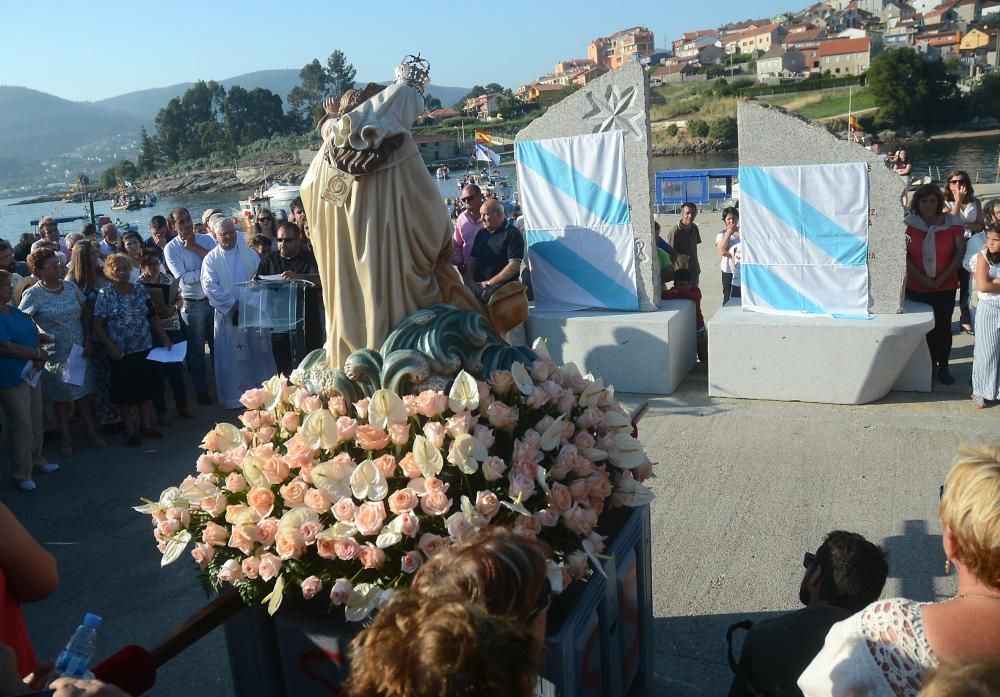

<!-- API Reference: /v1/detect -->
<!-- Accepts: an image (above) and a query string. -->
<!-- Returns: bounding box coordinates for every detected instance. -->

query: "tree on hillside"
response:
[867,48,960,129]
[224,86,288,147]
[327,50,357,101]
[154,97,187,163]
[137,126,161,175]
[424,93,443,110]
[969,72,1000,117]
[454,83,506,109]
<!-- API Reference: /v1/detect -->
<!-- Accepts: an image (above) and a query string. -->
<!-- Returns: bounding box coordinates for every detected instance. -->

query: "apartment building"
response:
[588,26,655,70]
[817,36,873,73]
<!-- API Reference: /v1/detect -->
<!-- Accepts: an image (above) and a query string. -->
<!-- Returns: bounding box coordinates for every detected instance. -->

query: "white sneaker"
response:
[16,480,37,492]
[35,463,59,474]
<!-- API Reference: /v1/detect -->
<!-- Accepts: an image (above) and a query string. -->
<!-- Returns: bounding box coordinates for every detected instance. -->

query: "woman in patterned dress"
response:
[19,248,106,457]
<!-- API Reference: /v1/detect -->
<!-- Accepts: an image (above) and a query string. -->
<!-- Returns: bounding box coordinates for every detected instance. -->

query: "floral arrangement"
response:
[137,344,654,622]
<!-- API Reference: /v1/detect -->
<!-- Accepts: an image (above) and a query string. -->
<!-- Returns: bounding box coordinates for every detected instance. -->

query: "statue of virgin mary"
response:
[300,55,482,369]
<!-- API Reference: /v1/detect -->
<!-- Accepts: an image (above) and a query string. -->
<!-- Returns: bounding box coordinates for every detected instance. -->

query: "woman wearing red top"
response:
[904,183,967,385]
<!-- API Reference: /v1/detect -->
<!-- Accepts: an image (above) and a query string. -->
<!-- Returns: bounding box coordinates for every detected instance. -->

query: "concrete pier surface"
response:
[4,258,984,696]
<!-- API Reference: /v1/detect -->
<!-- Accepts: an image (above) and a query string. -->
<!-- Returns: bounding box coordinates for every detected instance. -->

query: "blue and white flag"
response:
[475,143,501,167]
[516,131,638,311]
[739,163,871,319]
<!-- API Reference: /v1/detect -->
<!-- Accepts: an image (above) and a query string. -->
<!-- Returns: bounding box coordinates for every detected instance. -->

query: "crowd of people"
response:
[0,202,324,492]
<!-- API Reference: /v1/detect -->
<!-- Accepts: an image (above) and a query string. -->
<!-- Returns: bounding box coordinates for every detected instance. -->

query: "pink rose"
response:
[315,535,337,559]
[196,454,216,474]
[527,386,549,409]
[304,488,332,513]
[400,550,423,574]
[513,458,538,479]
[274,526,306,559]
[330,578,352,605]
[353,398,369,419]
[218,558,243,584]
[482,456,507,481]
[398,452,421,478]
[397,510,420,537]
[255,517,280,547]
[535,507,560,527]
[240,388,266,410]
[508,473,536,500]
[530,359,552,382]
[166,506,190,528]
[422,421,446,449]
[191,542,213,569]
[587,472,612,499]
[562,505,598,536]
[261,456,290,485]
[576,407,603,431]
[300,575,323,600]
[334,537,359,560]
[329,452,357,479]
[295,391,323,414]
[474,425,495,449]
[446,511,474,541]
[355,425,391,451]
[247,486,275,518]
[549,482,573,512]
[567,550,588,578]
[418,532,447,558]
[488,370,514,394]
[156,520,180,540]
[358,543,386,569]
[588,531,606,554]
[336,417,358,443]
[202,522,228,547]
[354,501,387,536]
[280,479,308,506]
[444,413,472,438]
[256,425,277,443]
[573,432,596,450]
[415,390,448,418]
[634,460,653,483]
[285,438,319,469]
[424,477,448,494]
[332,497,357,523]
[257,553,283,581]
[328,395,348,416]
[241,556,261,579]
[475,490,500,519]
[403,394,419,417]
[556,390,576,414]
[300,521,324,544]
[486,401,518,430]
[201,494,228,518]
[374,454,398,479]
[569,479,590,502]
[421,491,452,517]
[225,504,248,524]
[241,410,263,430]
[513,515,542,539]
[388,488,419,514]
[281,411,300,434]
[542,380,562,402]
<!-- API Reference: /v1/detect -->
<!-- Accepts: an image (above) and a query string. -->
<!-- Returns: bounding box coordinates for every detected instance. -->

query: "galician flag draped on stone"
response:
[739,162,871,319]
[516,130,639,312]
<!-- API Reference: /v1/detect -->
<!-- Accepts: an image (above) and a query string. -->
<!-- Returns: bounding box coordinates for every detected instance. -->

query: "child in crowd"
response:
[663,269,707,364]
[971,225,1000,408]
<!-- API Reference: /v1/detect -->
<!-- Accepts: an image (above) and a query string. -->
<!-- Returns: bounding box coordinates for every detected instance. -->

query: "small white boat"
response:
[239,182,300,219]
[436,166,450,180]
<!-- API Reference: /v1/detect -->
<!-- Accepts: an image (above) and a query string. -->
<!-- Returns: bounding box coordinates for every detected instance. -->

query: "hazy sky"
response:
[2,0,795,102]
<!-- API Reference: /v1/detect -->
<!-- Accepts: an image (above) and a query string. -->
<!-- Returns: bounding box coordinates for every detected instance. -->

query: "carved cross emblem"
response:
[582,85,646,142]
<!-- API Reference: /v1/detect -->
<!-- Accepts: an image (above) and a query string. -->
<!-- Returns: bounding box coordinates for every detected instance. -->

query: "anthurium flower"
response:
[201,422,243,452]
[510,362,535,396]
[531,337,551,360]
[263,574,285,615]
[368,389,408,429]
[134,486,184,514]
[447,370,480,413]
[160,529,192,567]
[311,461,353,502]
[300,409,339,450]
[345,583,378,622]
[609,432,645,469]
[350,459,389,501]
[579,378,605,409]
[447,433,478,474]
[540,415,565,452]
[262,375,287,411]
[375,515,408,549]
[412,435,443,479]
[613,472,655,506]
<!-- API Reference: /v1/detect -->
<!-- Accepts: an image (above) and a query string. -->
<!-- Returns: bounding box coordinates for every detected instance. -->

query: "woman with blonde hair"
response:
[918,661,1000,697]
[800,443,1000,696]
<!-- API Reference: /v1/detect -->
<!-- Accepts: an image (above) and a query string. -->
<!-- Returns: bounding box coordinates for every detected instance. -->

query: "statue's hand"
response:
[322,97,339,116]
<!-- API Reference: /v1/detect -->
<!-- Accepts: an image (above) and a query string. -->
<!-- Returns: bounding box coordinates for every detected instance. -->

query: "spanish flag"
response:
[849,114,863,132]
[475,130,492,144]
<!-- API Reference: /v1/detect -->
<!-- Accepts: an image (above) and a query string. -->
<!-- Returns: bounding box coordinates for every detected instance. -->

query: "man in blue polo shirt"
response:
[463,199,524,302]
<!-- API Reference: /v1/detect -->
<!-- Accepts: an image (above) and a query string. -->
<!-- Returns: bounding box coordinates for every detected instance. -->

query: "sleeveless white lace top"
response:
[798,598,938,697]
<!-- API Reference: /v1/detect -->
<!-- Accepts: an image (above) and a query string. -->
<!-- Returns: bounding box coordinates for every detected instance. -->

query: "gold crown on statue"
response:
[394,54,431,94]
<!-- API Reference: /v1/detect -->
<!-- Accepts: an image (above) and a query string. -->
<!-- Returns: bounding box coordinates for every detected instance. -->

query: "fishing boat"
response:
[237,181,300,234]
[435,165,450,180]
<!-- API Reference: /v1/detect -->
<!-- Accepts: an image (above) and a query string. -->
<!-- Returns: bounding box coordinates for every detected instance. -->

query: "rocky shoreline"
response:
[652,138,735,156]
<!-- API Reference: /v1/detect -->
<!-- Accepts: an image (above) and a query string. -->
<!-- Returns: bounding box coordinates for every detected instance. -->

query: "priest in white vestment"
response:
[201,218,276,408]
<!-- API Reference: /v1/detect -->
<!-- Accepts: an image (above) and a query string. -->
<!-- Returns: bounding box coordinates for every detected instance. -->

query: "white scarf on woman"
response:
[904,212,959,279]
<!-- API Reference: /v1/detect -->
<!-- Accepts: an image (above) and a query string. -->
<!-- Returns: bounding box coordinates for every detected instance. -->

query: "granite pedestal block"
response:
[707,301,935,404]
[525,300,696,394]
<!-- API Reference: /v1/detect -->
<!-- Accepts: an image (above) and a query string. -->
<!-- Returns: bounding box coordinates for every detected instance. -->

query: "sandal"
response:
[972,394,985,409]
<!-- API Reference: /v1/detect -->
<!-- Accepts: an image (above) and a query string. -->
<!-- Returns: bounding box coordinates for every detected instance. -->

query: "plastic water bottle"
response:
[53,613,101,679]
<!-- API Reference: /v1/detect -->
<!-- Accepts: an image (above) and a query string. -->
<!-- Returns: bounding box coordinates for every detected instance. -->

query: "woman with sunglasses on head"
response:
[800,443,1000,697]
[252,209,278,241]
[944,171,984,335]
[347,528,550,697]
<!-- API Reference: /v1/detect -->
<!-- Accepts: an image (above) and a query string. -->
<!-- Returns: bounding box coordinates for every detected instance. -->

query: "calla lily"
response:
[448,370,480,413]
[540,415,565,452]
[350,459,388,501]
[345,583,378,622]
[609,432,645,469]
[412,435,443,479]
[447,433,478,474]
[510,362,535,396]
[614,473,656,506]
[368,389,408,429]
[375,516,407,549]
[300,409,340,450]
[531,337,551,360]
[263,574,285,615]
[161,529,192,567]
[311,461,353,502]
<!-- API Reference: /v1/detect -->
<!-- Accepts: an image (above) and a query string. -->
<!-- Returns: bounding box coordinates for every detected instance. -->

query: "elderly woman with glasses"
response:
[800,443,1000,697]
[944,171,985,334]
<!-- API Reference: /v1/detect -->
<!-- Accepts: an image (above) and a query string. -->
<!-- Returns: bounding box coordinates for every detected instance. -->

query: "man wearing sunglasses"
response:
[452,184,485,270]
[728,531,888,697]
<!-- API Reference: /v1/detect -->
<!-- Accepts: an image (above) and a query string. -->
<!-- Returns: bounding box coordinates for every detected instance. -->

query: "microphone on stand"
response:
[91,589,244,695]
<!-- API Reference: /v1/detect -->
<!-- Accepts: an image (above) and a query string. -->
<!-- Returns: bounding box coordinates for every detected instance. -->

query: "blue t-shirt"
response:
[0,307,39,389]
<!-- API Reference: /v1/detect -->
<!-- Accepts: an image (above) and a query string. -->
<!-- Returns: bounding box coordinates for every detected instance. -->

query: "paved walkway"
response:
[4,248,984,696]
